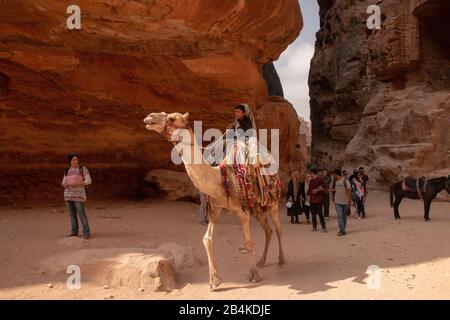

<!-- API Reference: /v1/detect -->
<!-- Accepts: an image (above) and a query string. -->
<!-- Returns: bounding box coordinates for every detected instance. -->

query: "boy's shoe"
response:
[322,228,328,233]
[312,227,318,232]
[83,234,90,240]
[337,231,346,236]
[66,233,78,237]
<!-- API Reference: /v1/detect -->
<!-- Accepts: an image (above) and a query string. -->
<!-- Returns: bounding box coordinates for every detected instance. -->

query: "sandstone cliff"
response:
[0,0,303,204]
[309,0,449,188]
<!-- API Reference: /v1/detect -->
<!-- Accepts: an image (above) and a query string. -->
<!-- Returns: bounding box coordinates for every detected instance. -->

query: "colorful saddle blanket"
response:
[219,142,281,209]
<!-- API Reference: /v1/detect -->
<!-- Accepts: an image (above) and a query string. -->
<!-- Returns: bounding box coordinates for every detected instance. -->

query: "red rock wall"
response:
[0,0,303,205]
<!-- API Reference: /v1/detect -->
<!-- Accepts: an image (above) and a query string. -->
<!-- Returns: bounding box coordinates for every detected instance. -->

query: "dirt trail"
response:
[1,192,450,299]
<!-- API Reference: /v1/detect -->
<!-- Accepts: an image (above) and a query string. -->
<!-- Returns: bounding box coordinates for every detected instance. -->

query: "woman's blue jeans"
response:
[65,201,90,236]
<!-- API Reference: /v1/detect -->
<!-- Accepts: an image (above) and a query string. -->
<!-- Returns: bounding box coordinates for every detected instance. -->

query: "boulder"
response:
[40,248,176,291]
[144,169,198,201]
[157,242,199,272]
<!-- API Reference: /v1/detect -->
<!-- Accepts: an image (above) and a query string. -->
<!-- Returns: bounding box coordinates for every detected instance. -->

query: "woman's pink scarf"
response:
[353,178,365,198]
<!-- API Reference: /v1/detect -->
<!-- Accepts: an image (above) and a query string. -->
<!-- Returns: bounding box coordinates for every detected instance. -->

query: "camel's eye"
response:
[167,116,175,122]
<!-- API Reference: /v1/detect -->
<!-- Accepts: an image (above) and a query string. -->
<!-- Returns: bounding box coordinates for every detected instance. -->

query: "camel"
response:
[143,112,285,290]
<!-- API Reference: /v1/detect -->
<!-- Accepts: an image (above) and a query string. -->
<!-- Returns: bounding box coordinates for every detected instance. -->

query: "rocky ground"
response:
[1,191,450,300]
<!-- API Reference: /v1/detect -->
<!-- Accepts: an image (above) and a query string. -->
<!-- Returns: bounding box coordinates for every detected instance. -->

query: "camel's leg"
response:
[203,205,222,290]
[238,210,261,283]
[255,208,272,267]
[267,205,286,266]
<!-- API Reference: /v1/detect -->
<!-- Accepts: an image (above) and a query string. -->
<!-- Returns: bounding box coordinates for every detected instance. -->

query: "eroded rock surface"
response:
[309,0,450,188]
[144,169,198,201]
[157,242,200,273]
[0,0,303,204]
[40,247,176,291]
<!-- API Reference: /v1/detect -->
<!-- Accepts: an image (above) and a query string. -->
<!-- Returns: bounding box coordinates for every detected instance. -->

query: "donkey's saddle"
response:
[402,176,427,193]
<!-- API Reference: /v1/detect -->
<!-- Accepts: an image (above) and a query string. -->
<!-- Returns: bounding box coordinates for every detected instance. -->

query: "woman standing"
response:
[300,173,311,224]
[286,171,302,224]
[62,153,92,239]
[351,172,366,220]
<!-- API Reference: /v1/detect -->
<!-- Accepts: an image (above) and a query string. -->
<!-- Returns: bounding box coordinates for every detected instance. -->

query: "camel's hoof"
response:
[239,247,249,254]
[424,219,430,222]
[278,258,286,267]
[209,277,222,291]
[248,272,262,283]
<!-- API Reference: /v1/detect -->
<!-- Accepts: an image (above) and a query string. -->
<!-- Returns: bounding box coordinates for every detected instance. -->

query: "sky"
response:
[274,0,320,121]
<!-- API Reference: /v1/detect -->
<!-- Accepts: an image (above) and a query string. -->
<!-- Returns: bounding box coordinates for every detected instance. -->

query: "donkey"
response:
[389,176,450,221]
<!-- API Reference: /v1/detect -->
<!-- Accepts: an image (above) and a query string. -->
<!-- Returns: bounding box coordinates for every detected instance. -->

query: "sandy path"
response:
[1,191,450,300]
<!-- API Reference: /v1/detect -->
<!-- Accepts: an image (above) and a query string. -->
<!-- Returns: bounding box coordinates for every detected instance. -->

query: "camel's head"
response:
[144,112,167,134]
[144,112,190,141]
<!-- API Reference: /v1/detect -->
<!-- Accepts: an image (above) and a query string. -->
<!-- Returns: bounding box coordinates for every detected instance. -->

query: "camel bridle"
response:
[160,116,193,158]
[162,116,191,142]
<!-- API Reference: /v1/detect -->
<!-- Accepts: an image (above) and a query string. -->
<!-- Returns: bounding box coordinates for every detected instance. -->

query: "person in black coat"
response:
[299,174,311,224]
[287,171,303,224]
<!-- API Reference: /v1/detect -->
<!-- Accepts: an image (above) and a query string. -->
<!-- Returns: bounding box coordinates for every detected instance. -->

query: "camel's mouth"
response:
[144,113,167,132]
[143,116,157,131]
[143,116,155,125]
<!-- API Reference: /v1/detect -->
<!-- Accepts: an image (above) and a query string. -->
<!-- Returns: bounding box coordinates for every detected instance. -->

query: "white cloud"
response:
[274,41,315,121]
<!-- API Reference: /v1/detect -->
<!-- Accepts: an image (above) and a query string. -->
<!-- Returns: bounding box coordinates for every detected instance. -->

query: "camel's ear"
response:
[183,112,190,123]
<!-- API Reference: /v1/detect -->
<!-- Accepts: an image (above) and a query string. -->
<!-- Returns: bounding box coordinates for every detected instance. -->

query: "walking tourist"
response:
[308,169,327,232]
[300,173,311,224]
[332,169,352,236]
[351,172,366,219]
[287,171,302,224]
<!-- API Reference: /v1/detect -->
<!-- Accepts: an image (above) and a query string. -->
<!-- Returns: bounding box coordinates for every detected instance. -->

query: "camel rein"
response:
[163,120,227,151]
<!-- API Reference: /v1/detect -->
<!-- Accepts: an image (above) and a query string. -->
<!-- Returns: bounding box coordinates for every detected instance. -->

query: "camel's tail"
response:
[389,184,395,208]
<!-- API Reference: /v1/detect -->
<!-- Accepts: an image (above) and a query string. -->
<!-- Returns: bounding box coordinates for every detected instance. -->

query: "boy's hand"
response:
[227,122,236,129]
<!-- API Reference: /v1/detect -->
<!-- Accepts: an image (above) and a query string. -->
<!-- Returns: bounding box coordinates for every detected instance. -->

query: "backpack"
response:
[64,167,88,195]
